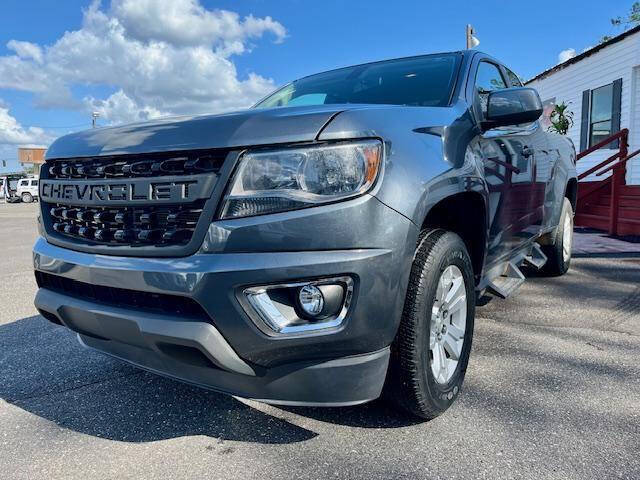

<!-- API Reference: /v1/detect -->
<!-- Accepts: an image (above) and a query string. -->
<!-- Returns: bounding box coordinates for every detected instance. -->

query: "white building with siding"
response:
[526,25,640,185]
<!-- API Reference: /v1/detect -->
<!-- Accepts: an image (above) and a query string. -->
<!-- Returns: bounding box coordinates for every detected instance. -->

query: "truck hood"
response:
[45,105,349,159]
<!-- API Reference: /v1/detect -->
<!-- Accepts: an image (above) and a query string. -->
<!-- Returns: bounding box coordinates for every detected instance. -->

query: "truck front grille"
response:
[41,149,228,250]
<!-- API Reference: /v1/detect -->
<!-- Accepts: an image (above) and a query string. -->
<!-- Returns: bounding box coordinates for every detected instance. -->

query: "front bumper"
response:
[35,288,389,405]
[32,196,417,405]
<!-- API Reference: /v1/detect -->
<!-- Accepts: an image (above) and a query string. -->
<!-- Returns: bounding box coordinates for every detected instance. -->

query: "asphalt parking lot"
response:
[1,202,638,480]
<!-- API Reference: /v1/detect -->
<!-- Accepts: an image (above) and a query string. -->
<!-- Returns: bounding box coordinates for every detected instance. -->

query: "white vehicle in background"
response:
[15,177,39,203]
[1,175,26,203]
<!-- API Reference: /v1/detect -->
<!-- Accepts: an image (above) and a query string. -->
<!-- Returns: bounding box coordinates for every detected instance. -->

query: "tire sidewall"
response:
[555,199,573,274]
[416,234,475,411]
[21,193,32,203]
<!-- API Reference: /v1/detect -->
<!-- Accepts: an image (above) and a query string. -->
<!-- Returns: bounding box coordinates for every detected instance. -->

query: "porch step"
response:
[620,185,640,196]
[575,213,609,231]
[592,195,640,208]
[575,213,640,235]
[617,218,640,236]
[579,204,640,219]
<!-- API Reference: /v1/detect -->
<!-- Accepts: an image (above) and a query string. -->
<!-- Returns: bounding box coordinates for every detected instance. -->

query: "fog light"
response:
[242,276,354,336]
[298,285,324,316]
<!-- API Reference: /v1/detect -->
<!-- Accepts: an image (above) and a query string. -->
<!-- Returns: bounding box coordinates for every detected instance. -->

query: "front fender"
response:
[318,104,487,227]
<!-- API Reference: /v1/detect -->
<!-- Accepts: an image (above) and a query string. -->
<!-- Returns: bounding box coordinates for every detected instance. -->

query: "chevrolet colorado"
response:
[33,51,577,419]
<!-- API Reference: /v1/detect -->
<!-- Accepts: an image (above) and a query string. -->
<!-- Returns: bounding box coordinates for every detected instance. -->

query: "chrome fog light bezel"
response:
[242,276,354,336]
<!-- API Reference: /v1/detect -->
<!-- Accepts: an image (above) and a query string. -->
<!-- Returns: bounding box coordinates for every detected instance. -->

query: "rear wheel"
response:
[21,192,33,203]
[540,198,573,276]
[384,229,475,419]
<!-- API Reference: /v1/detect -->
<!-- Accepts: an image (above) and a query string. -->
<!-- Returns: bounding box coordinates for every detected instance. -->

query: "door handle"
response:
[521,146,533,158]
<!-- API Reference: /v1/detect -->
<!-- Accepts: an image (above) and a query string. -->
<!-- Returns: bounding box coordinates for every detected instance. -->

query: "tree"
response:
[599,3,640,44]
[611,2,640,28]
[548,102,574,136]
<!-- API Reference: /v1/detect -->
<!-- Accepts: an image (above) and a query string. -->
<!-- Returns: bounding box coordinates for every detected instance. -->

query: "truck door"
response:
[503,66,548,235]
[473,61,542,265]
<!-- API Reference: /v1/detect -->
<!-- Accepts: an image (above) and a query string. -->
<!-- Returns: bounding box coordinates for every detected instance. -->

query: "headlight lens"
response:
[220,140,382,219]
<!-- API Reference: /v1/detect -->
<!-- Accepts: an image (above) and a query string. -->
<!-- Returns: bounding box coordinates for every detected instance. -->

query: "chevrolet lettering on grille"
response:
[40,176,217,206]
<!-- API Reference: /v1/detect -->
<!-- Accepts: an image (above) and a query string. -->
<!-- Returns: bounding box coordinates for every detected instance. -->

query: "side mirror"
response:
[482,87,543,130]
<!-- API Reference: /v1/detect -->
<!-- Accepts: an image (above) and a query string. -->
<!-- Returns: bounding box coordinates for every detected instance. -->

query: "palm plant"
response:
[548,102,574,135]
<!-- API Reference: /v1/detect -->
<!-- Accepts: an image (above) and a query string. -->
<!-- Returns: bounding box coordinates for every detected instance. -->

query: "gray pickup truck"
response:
[33,50,577,419]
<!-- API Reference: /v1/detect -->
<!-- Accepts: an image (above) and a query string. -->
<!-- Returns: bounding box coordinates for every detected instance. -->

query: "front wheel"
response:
[21,192,33,203]
[384,229,475,419]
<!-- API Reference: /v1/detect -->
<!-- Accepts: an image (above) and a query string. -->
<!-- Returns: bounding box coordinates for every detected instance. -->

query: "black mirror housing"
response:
[483,87,543,130]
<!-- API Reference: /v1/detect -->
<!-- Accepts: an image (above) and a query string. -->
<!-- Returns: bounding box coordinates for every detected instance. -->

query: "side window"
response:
[580,78,622,151]
[475,62,507,115]
[589,83,614,148]
[31,180,38,186]
[505,67,523,87]
[19,180,28,187]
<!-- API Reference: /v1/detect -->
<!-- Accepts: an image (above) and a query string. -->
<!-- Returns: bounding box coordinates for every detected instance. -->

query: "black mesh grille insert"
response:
[35,271,209,320]
[46,200,205,246]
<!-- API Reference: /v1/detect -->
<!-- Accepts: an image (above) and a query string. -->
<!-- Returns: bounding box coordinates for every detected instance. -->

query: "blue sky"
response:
[0,0,632,171]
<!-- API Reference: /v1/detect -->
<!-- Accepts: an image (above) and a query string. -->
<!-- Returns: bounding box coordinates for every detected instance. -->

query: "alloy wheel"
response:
[562,213,573,263]
[429,265,467,384]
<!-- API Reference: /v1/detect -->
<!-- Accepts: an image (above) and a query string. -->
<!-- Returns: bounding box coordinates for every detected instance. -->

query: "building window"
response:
[589,83,614,147]
[581,78,621,151]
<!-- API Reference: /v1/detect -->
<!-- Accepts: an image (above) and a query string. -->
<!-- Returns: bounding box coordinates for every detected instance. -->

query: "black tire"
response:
[21,192,33,203]
[384,229,475,419]
[540,198,573,276]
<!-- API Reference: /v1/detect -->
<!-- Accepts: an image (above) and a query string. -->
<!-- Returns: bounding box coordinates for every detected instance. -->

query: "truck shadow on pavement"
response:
[0,315,418,444]
[0,315,320,444]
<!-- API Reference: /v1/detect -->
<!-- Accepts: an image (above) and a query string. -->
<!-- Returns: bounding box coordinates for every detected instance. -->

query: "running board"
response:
[522,243,548,270]
[486,261,525,299]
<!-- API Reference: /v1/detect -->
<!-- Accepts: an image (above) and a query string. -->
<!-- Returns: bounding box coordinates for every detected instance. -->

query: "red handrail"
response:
[576,128,630,235]
[576,128,628,161]
[596,148,640,176]
[577,151,621,180]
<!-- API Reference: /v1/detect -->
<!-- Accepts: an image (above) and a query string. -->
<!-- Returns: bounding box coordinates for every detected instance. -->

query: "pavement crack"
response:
[6,370,145,404]
[586,341,605,351]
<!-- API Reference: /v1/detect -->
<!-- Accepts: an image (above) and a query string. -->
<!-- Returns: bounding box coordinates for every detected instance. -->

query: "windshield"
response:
[255,53,460,109]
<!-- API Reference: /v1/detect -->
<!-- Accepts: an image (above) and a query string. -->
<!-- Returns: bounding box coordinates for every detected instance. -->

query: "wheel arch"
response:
[565,177,578,211]
[420,191,488,285]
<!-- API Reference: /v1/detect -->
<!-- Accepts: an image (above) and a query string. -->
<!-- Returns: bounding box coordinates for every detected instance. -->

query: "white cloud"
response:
[557,48,577,64]
[85,89,169,124]
[7,40,43,64]
[0,104,53,146]
[0,0,286,125]
[111,0,286,49]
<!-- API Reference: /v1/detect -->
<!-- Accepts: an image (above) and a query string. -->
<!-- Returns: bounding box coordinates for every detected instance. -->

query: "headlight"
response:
[219,140,382,219]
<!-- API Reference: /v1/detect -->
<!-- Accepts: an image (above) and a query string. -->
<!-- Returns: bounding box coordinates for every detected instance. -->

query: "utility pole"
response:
[466,24,479,49]
[92,111,100,128]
